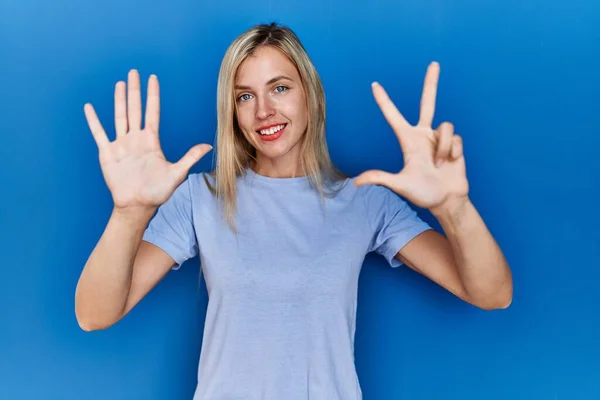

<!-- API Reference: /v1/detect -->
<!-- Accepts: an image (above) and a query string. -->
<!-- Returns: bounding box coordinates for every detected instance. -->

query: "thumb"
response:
[354,169,397,188]
[173,143,213,176]
[354,169,413,199]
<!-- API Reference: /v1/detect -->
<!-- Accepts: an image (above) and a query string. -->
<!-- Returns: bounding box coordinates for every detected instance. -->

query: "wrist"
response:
[430,195,471,222]
[112,205,157,224]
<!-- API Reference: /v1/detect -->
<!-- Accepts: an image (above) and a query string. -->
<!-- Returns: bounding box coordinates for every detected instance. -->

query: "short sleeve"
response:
[142,178,198,270]
[362,183,432,267]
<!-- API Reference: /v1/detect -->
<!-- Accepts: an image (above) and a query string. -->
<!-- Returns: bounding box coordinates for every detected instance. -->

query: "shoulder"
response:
[163,172,218,214]
[321,175,403,205]
[186,171,216,195]
[320,176,408,225]
[346,178,409,211]
[350,180,423,230]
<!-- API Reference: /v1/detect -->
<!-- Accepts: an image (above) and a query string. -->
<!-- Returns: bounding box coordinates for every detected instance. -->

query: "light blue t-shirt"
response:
[142,167,431,400]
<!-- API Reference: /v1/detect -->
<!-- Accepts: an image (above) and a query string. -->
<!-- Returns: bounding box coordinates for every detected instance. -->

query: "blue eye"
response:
[274,85,288,93]
[238,93,252,102]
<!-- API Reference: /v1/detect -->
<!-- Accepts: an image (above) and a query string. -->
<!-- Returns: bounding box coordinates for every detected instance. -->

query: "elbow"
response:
[74,288,123,332]
[76,316,104,332]
[475,287,513,311]
[75,301,120,332]
[479,296,512,311]
[77,319,98,332]
[75,309,108,332]
[76,313,117,332]
[497,290,513,309]
[467,275,513,311]
[464,280,513,311]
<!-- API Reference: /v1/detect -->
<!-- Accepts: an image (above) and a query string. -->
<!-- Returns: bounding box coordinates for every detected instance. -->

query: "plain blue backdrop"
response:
[1,0,599,399]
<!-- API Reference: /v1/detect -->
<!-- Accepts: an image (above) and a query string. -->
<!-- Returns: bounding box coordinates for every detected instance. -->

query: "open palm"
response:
[84,70,212,210]
[355,62,469,210]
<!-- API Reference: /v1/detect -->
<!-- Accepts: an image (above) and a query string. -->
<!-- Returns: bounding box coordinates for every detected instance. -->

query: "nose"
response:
[256,95,275,120]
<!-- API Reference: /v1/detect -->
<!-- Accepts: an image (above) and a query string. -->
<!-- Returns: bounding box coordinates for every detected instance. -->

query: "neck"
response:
[252,156,304,178]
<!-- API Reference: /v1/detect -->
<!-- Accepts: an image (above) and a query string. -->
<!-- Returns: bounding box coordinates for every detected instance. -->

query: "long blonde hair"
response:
[205,22,347,231]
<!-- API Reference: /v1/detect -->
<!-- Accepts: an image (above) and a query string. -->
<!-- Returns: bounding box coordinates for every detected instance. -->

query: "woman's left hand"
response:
[354,62,470,212]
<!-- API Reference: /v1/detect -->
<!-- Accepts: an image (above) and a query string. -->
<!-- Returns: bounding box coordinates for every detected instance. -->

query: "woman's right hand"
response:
[84,69,213,213]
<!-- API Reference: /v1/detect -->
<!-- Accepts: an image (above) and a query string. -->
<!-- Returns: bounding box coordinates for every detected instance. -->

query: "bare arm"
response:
[76,70,212,331]
[354,64,513,310]
[75,207,176,331]
[397,197,513,310]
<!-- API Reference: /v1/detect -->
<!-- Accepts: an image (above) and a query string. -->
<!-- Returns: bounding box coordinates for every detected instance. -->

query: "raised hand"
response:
[354,62,469,211]
[84,70,213,212]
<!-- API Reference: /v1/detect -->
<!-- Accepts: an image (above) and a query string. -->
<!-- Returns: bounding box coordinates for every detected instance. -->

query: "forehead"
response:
[235,46,300,86]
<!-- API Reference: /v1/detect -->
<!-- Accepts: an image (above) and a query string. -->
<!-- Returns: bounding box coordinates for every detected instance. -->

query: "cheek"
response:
[236,108,252,132]
[282,93,308,127]
[296,102,309,132]
[235,109,256,144]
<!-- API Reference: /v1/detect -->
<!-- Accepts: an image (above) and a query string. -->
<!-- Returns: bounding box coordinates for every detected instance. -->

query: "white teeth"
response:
[259,124,285,135]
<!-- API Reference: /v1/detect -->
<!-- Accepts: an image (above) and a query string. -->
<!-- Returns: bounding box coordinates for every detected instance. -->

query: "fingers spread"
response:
[127,69,142,132]
[84,103,109,149]
[144,74,160,134]
[418,61,440,128]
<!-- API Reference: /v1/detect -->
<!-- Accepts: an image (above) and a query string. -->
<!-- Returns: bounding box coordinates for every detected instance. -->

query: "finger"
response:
[173,144,213,177]
[435,122,454,167]
[114,81,127,138]
[127,69,142,132]
[451,134,463,159]
[371,82,410,139]
[354,169,414,200]
[144,74,160,134]
[353,169,398,188]
[418,61,440,128]
[83,103,110,149]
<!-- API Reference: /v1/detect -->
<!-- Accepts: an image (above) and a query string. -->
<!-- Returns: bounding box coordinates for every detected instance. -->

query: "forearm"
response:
[75,207,155,330]
[431,196,513,309]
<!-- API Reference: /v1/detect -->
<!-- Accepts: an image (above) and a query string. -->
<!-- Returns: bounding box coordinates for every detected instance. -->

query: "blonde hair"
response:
[205,22,347,231]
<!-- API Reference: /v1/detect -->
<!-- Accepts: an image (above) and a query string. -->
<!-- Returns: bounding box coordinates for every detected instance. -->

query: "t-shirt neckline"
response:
[244,167,312,187]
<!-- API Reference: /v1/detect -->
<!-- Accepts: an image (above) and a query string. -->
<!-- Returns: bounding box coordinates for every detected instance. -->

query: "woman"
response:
[76,22,512,400]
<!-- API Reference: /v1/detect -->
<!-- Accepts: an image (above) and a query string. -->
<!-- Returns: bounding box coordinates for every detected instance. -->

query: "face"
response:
[234,45,308,176]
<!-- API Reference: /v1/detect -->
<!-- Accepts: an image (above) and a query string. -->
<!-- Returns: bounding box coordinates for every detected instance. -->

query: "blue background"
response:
[1,0,599,399]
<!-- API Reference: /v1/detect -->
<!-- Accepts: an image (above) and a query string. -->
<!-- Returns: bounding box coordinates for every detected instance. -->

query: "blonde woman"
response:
[76,22,512,400]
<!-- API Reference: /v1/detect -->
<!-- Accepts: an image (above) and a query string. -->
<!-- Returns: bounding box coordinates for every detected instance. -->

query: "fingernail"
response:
[371,81,379,87]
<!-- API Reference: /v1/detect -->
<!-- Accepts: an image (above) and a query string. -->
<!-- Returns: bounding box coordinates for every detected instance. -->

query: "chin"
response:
[257,146,293,160]
[259,137,301,156]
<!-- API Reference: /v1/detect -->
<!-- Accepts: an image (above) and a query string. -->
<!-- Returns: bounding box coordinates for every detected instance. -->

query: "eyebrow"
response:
[234,75,293,91]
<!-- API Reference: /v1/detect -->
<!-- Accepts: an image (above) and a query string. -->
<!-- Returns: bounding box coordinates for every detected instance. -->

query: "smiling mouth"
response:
[255,123,287,142]
[257,123,287,136]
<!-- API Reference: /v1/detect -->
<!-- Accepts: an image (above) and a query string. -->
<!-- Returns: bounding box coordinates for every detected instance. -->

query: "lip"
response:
[256,123,287,142]
[256,122,287,132]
